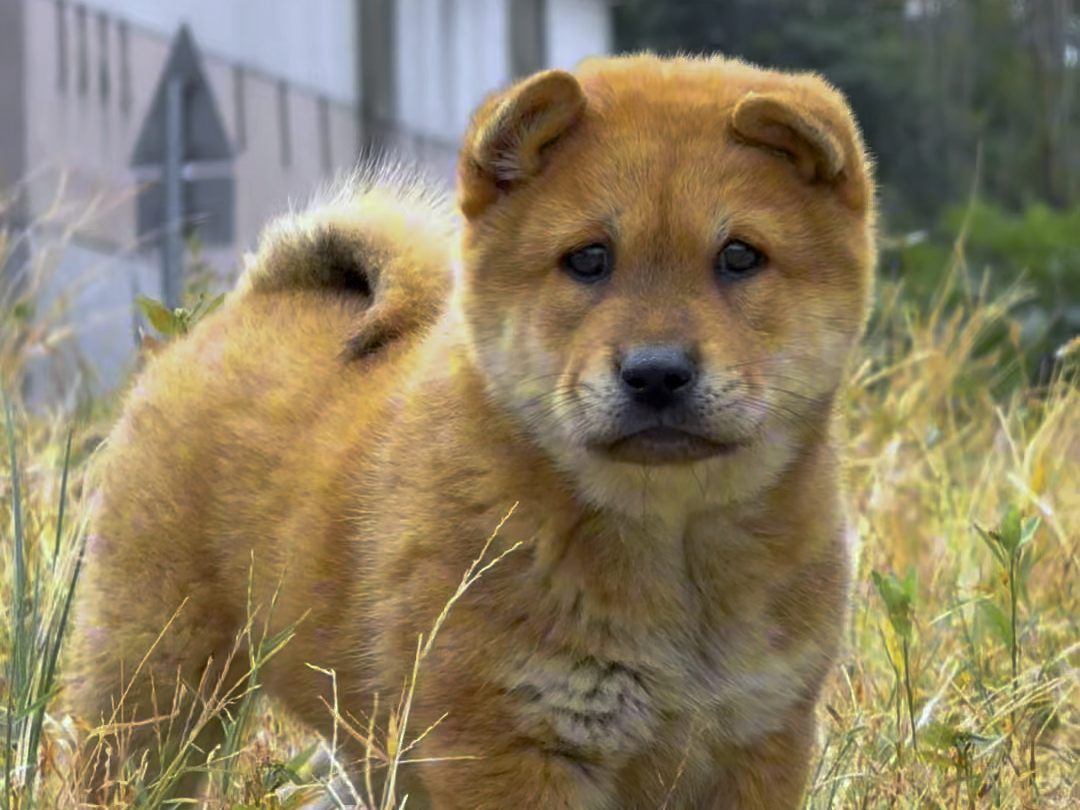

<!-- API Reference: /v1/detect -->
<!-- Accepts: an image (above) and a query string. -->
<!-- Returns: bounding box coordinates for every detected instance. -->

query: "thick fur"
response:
[68,53,876,810]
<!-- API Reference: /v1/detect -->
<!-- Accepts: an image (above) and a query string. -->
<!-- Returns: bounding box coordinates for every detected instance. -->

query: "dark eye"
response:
[561,244,612,284]
[715,240,767,281]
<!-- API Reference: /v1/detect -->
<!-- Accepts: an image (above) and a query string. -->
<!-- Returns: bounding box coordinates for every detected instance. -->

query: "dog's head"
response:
[456,53,876,510]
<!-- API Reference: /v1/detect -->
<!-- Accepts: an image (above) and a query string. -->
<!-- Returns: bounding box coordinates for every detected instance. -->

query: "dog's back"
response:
[67,163,454,798]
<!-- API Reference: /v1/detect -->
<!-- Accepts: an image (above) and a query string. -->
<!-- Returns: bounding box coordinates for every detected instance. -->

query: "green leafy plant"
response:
[135,291,225,346]
[974,507,1040,695]
[134,233,229,355]
[871,567,919,762]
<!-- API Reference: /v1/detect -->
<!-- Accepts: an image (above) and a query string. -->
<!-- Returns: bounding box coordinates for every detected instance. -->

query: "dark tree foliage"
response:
[613,0,1080,226]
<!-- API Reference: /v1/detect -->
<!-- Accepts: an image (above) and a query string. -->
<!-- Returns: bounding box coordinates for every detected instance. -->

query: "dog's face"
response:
[457,55,876,511]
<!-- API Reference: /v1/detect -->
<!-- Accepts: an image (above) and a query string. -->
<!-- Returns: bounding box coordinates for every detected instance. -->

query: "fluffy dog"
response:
[69,53,876,810]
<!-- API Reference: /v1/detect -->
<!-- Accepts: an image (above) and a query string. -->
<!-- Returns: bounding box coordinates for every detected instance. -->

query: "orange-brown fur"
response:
[68,54,876,809]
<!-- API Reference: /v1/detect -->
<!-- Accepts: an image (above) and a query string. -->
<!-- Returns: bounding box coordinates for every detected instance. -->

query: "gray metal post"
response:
[132,25,233,318]
[162,75,184,311]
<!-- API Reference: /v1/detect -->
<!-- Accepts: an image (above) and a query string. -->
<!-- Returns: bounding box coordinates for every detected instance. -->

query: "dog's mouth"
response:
[591,427,743,465]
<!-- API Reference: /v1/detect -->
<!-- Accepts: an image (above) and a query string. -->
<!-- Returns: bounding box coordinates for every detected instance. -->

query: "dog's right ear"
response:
[458,69,586,219]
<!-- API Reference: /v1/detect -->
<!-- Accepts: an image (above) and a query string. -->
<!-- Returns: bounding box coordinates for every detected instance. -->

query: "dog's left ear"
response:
[731,87,870,211]
[458,69,587,219]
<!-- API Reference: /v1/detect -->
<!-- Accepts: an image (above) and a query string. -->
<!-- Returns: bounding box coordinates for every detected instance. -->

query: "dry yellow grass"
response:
[1,246,1078,808]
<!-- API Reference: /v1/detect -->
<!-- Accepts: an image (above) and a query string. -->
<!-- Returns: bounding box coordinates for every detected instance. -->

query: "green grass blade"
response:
[24,440,85,800]
[2,390,26,810]
[3,392,27,702]
[51,430,73,567]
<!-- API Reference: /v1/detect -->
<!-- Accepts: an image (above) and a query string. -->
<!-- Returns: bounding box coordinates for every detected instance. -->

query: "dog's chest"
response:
[502,572,819,764]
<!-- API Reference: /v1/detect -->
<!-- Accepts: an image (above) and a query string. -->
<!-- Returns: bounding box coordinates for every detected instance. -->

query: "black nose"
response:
[619,346,697,410]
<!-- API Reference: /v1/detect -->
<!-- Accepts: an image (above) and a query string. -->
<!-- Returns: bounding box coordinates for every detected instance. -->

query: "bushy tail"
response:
[234,160,457,359]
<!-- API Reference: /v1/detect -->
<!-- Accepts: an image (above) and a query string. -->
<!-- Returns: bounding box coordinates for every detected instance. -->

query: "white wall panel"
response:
[546,0,610,72]
[80,0,357,102]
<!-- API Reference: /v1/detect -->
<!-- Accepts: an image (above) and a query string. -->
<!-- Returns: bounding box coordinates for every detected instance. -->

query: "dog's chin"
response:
[587,427,744,466]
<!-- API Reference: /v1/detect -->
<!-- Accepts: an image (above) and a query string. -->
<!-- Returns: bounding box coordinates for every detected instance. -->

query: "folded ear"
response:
[731,89,870,210]
[458,69,586,219]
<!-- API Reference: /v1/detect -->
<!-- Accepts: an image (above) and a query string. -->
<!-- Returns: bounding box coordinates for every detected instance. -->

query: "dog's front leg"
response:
[704,703,818,810]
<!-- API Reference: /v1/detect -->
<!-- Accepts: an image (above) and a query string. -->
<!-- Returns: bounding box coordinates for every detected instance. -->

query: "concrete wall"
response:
[23,0,360,258]
[6,0,614,409]
[16,0,361,406]
[19,239,160,408]
[397,0,512,142]
[547,0,612,71]
[73,0,357,103]
[391,0,613,185]
[393,0,515,183]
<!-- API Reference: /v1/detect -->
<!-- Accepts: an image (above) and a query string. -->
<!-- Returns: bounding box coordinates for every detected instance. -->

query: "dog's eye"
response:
[562,244,612,283]
[715,240,767,281]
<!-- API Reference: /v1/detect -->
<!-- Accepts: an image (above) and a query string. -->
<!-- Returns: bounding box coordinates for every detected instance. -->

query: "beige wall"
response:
[10,0,363,405]
[4,0,613,406]
[21,0,360,269]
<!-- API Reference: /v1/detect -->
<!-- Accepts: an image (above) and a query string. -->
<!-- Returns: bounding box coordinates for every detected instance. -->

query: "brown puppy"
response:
[68,53,876,810]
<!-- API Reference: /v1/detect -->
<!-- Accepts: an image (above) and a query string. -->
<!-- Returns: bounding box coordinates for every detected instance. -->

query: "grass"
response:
[0,226,1078,808]
[822,268,1080,809]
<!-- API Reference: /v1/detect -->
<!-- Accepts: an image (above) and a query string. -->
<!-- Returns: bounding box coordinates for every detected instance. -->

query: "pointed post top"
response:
[131,24,233,167]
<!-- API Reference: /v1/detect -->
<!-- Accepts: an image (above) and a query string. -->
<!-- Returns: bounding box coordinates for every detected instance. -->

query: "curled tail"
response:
[234,160,457,359]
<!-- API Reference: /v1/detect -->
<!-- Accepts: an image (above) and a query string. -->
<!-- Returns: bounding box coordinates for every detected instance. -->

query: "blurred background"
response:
[1,0,1078,409]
